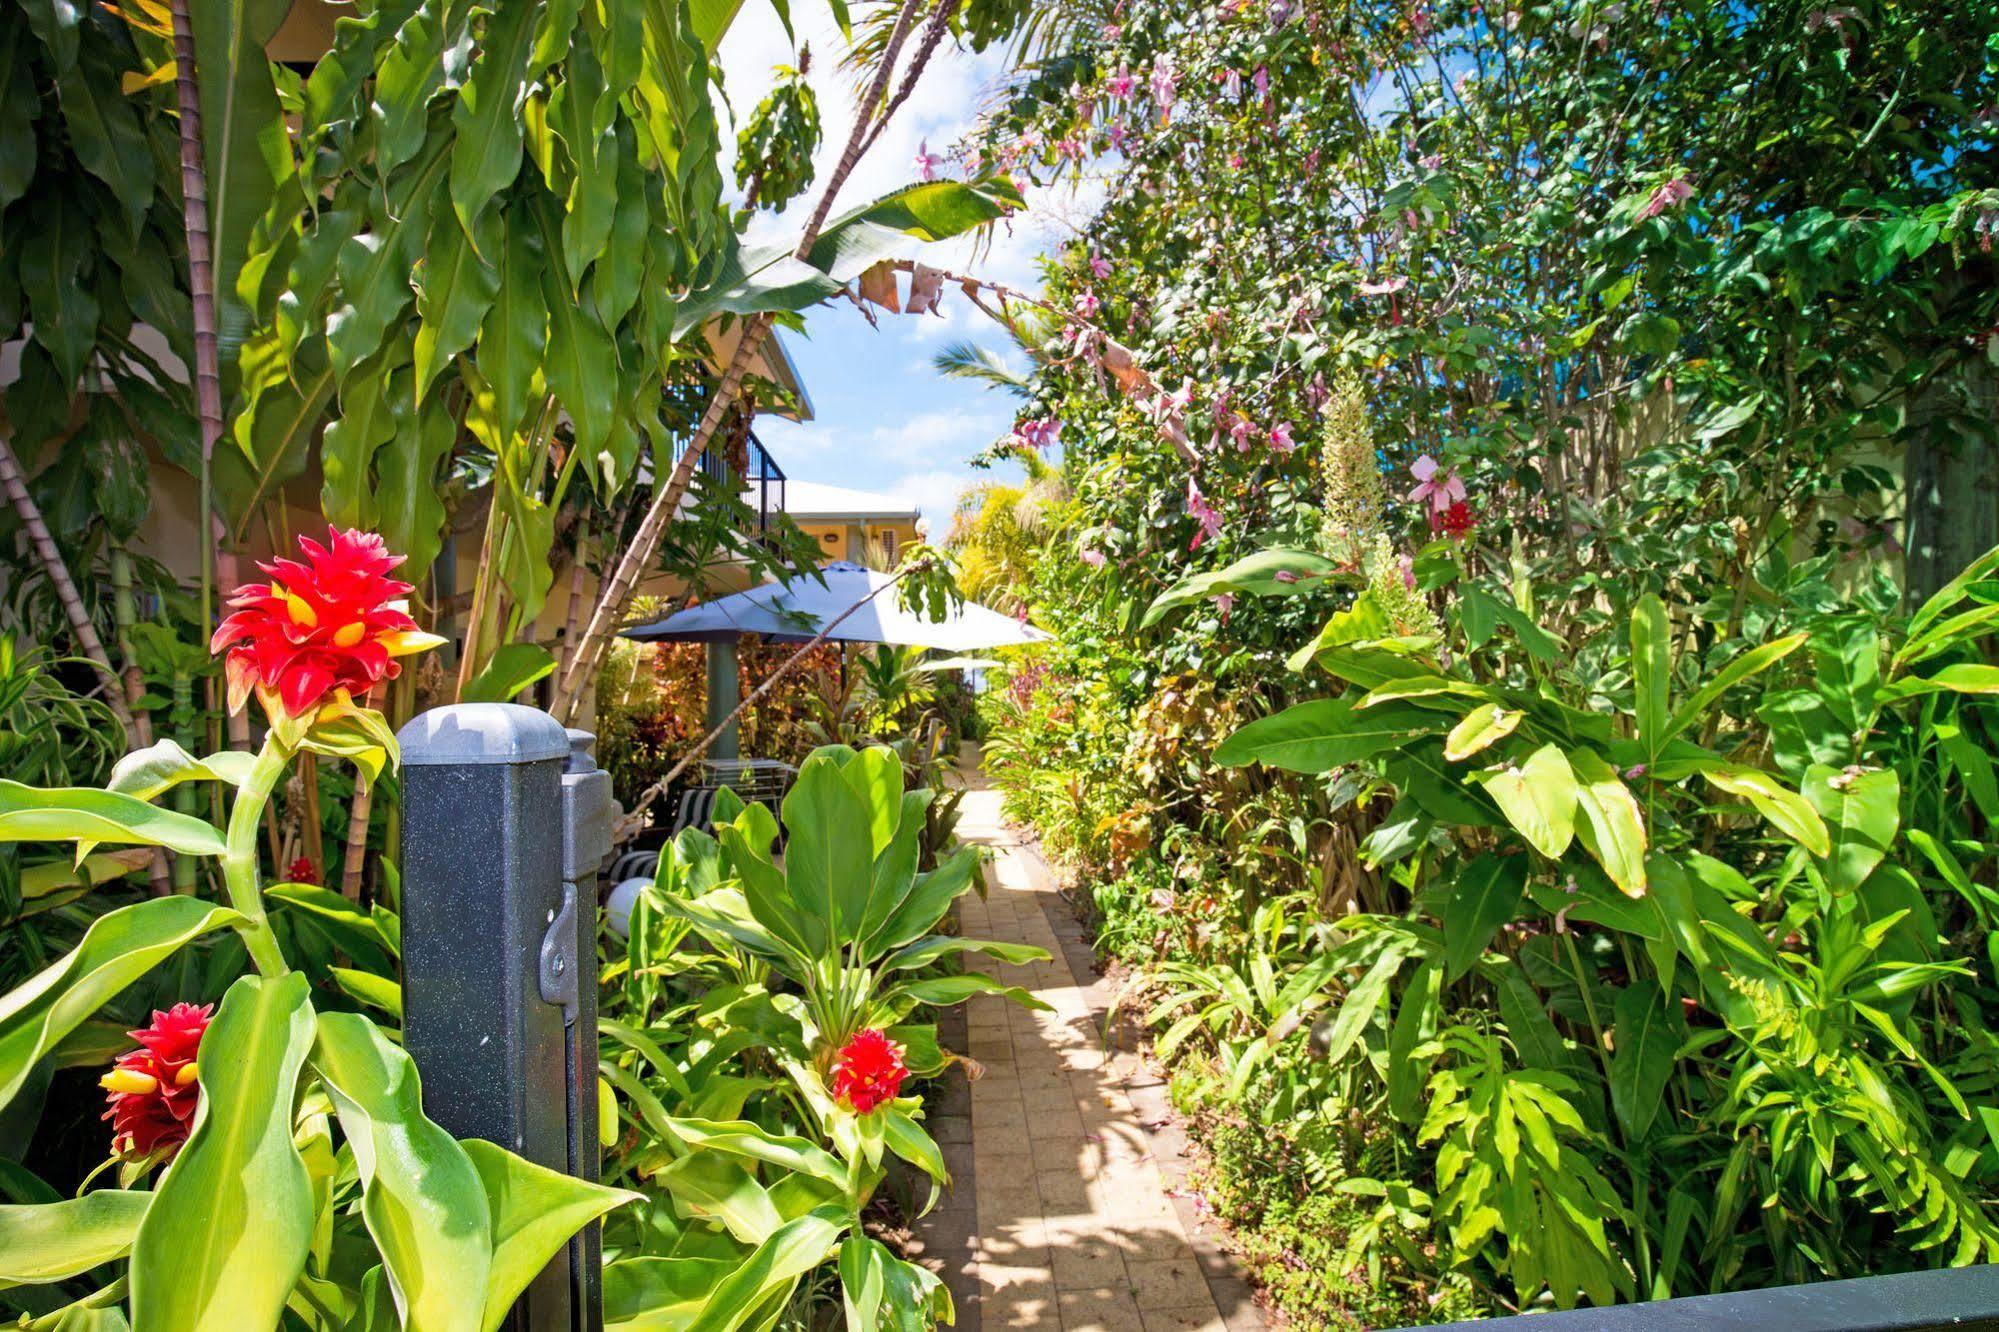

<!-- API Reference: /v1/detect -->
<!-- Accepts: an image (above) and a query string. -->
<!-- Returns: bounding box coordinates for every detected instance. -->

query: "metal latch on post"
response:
[538,885,579,1024]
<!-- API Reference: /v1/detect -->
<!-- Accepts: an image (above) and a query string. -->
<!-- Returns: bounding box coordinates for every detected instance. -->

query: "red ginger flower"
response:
[210,528,443,720]
[101,1002,212,1159]
[286,857,319,885]
[831,1029,908,1114]
[1436,500,1478,538]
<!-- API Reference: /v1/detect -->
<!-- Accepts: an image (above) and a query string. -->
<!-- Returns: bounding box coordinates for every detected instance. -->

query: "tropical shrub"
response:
[597,745,1048,1328]
[0,530,632,1329]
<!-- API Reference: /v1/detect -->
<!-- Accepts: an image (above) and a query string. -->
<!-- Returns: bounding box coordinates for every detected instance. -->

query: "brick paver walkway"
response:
[907,758,1263,1331]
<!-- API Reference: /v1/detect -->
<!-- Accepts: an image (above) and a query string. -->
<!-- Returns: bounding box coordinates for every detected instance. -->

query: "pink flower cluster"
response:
[1012,417,1061,451]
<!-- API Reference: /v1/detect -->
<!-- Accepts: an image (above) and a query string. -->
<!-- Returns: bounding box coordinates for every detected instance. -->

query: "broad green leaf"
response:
[535,198,622,475]
[1142,549,1347,625]
[320,350,405,525]
[374,392,459,575]
[130,973,316,1331]
[780,753,875,944]
[1215,697,1439,772]
[1570,750,1648,897]
[332,968,405,1020]
[1699,764,1830,857]
[472,215,550,449]
[1609,981,1684,1140]
[449,0,538,236]
[1663,632,1807,744]
[0,898,240,1108]
[464,1140,640,1332]
[103,741,257,805]
[1444,703,1521,761]
[1630,595,1671,759]
[683,1206,846,1332]
[191,0,294,355]
[1471,744,1577,859]
[1442,855,1527,981]
[0,1190,150,1286]
[1906,546,1999,640]
[414,204,501,395]
[1315,942,1409,1066]
[0,782,226,857]
[1386,961,1440,1124]
[871,844,981,952]
[311,1013,489,1332]
[1880,663,1999,702]
[461,643,559,704]
[1803,764,1900,894]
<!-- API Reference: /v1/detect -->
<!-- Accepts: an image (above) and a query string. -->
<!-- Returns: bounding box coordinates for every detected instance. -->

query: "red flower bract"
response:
[101,1002,212,1159]
[209,528,441,720]
[1436,500,1478,538]
[831,1029,908,1114]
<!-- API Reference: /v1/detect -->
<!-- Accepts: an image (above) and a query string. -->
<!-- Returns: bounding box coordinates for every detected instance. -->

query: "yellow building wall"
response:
[796,520,921,566]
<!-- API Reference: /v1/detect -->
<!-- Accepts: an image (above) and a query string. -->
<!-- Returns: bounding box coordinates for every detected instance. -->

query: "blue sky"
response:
[716,7,1101,536]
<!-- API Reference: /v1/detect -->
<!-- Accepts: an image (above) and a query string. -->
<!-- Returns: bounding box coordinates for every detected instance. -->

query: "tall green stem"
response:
[222,737,292,977]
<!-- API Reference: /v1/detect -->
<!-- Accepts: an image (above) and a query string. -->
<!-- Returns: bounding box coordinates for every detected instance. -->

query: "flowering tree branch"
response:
[550,0,941,723]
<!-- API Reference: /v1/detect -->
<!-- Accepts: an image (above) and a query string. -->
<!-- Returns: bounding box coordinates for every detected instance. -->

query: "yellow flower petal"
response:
[331,621,368,648]
[175,1063,199,1087]
[282,587,318,628]
[100,1068,158,1096]
[379,629,447,658]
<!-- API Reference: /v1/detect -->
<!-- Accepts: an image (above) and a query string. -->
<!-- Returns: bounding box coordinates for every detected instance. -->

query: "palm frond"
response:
[932,341,1033,396]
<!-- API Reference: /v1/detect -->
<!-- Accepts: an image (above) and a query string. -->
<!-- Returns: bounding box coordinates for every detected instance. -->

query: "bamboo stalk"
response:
[339,775,371,904]
[110,549,173,896]
[0,435,138,740]
[551,0,938,723]
[168,0,249,753]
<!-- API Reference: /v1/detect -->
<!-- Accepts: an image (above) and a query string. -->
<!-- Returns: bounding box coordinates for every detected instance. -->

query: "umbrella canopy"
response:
[621,562,1052,651]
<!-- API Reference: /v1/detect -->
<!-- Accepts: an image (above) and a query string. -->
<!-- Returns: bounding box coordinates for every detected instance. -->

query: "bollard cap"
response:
[397,704,571,766]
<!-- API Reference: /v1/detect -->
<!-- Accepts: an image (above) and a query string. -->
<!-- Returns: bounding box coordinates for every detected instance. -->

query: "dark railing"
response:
[669,429,786,532]
[744,429,786,532]
[1407,1266,1999,1332]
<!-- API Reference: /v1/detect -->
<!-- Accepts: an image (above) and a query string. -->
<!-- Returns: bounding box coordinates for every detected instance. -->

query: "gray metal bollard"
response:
[398,704,614,1332]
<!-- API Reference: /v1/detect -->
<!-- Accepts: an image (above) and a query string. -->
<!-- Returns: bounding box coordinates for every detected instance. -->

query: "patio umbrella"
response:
[621,562,1051,650]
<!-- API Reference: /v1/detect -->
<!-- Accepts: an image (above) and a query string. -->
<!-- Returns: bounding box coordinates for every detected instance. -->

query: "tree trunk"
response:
[1905,354,1999,604]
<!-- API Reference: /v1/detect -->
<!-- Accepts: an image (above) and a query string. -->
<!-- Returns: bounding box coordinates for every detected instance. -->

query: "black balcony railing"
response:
[669,429,786,532]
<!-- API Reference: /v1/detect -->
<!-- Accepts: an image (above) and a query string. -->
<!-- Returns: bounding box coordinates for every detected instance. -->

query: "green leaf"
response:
[0,1190,150,1286]
[1215,697,1440,773]
[449,0,538,236]
[1608,980,1684,1141]
[1699,763,1830,857]
[1663,632,1808,745]
[0,781,226,857]
[461,643,559,704]
[191,0,295,356]
[311,1012,490,1332]
[1631,595,1671,760]
[1443,703,1521,762]
[1386,960,1440,1124]
[414,205,502,395]
[130,972,317,1331]
[534,196,622,477]
[0,898,241,1108]
[1906,546,1999,641]
[103,741,257,805]
[780,752,876,944]
[1570,749,1648,897]
[1881,663,1999,702]
[464,1140,640,1332]
[472,215,550,448]
[1443,855,1528,982]
[682,1205,846,1332]
[1803,764,1900,894]
[1471,743,1578,859]
[332,968,405,1020]
[1142,549,1347,625]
